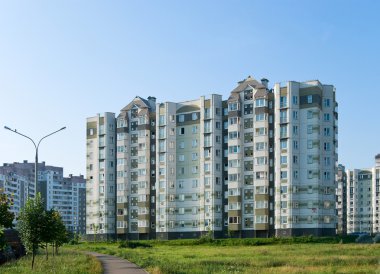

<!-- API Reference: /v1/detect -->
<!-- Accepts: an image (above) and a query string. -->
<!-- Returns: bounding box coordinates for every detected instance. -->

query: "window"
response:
[179,155,185,162]
[307,95,312,104]
[324,127,330,136]
[256,142,266,151]
[229,102,238,111]
[307,155,313,164]
[229,131,239,139]
[280,156,287,164]
[307,110,313,119]
[192,139,198,147]
[229,216,240,224]
[192,153,198,161]
[179,127,185,135]
[255,113,266,121]
[324,157,331,166]
[179,141,185,149]
[192,112,198,120]
[280,125,287,138]
[292,96,298,105]
[255,98,266,107]
[229,117,238,125]
[293,170,298,179]
[229,145,240,153]
[293,155,298,164]
[178,114,185,122]
[255,156,267,165]
[307,140,313,149]
[324,98,330,107]
[216,121,221,129]
[293,126,298,135]
[280,171,287,179]
[293,141,298,149]
[192,125,198,134]
[324,142,331,151]
[280,96,287,108]
[292,111,298,120]
[192,166,198,174]
[159,115,166,125]
[324,113,330,121]
[280,140,287,150]
[307,125,313,134]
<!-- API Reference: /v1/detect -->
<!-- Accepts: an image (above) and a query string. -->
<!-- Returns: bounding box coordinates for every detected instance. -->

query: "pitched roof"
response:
[231,75,266,93]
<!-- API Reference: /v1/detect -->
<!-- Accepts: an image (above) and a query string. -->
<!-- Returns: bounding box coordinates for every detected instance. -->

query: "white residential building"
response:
[86,112,116,239]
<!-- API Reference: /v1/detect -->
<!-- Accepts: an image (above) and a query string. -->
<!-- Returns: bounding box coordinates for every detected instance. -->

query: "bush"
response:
[372,234,380,243]
[355,234,373,244]
[118,240,152,249]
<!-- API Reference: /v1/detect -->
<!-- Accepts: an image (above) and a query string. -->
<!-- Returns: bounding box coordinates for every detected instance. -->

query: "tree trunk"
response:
[52,243,55,257]
[46,243,48,260]
[32,248,36,269]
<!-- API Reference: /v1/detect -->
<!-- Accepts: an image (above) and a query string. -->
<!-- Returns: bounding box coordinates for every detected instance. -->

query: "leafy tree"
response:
[40,209,56,259]
[17,193,45,269]
[51,211,68,255]
[0,193,15,251]
[0,193,15,229]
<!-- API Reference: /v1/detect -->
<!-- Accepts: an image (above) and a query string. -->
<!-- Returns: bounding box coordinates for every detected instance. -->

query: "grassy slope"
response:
[70,241,380,274]
[0,247,102,274]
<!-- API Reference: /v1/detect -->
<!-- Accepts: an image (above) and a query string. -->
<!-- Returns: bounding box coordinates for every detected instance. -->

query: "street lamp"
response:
[4,126,66,197]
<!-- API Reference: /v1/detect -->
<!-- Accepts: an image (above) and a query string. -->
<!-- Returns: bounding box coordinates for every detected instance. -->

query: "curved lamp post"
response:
[4,126,66,197]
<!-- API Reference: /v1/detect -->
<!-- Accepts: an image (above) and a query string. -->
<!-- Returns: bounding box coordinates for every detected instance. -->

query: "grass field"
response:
[0,248,102,274]
[69,239,380,274]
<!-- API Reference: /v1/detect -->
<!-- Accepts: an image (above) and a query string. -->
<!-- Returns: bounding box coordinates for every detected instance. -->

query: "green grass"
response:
[69,239,380,274]
[0,247,102,274]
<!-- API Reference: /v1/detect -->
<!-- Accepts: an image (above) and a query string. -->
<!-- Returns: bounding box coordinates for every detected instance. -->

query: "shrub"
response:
[355,234,373,244]
[372,234,380,243]
[118,240,152,249]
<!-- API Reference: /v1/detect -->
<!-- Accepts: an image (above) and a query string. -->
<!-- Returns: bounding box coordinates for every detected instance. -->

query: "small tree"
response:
[51,211,68,255]
[41,209,56,260]
[17,193,45,269]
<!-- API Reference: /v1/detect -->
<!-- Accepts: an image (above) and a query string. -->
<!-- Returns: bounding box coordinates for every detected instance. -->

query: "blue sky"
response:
[0,1,379,176]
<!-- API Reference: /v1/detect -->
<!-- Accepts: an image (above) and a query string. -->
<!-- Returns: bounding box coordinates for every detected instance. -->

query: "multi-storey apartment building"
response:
[0,172,30,221]
[336,164,347,235]
[346,168,373,234]
[64,174,86,234]
[226,76,275,237]
[86,75,339,239]
[0,161,85,233]
[373,154,380,233]
[273,80,337,236]
[155,95,224,239]
[86,112,116,239]
[115,96,156,240]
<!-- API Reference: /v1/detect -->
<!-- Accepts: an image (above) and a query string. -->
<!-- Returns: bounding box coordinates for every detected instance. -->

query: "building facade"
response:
[346,168,373,234]
[155,95,224,239]
[226,77,274,237]
[115,96,156,240]
[336,164,347,235]
[273,80,337,236]
[86,112,116,239]
[373,155,380,233]
[64,174,86,234]
[86,76,339,239]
